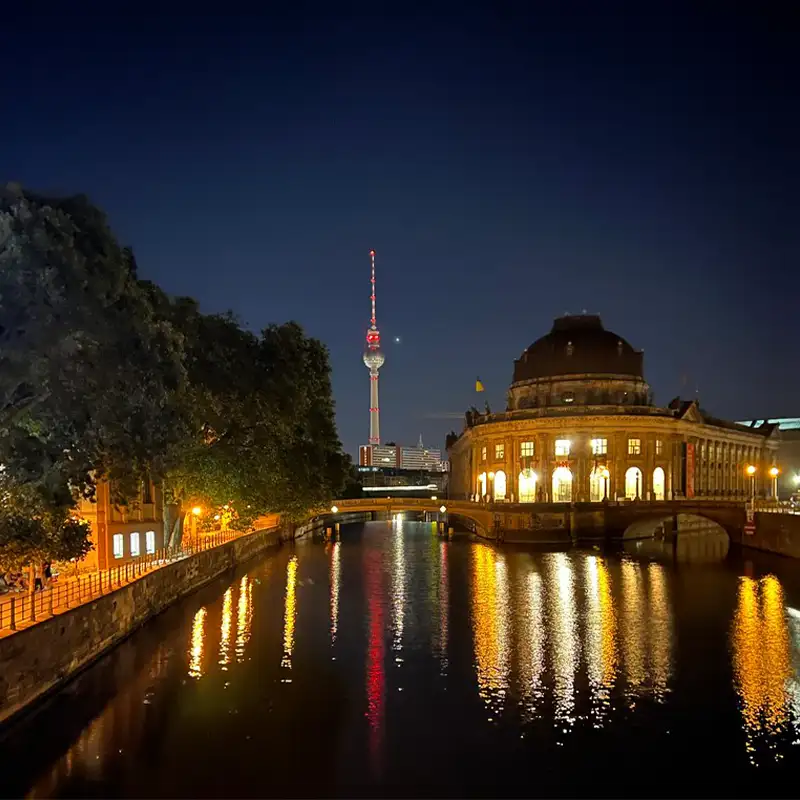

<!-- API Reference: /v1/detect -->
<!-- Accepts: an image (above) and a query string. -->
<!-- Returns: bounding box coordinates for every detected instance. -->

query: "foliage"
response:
[0,184,347,561]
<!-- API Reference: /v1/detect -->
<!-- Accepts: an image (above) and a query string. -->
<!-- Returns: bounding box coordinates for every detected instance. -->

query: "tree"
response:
[0,185,186,564]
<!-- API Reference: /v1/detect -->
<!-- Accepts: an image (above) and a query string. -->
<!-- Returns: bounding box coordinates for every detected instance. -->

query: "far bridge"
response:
[313,497,757,545]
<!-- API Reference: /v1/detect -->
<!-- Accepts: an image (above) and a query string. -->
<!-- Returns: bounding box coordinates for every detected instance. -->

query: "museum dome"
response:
[513,315,644,383]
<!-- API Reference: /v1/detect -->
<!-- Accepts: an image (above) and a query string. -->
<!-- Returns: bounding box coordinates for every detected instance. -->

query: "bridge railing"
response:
[0,525,271,637]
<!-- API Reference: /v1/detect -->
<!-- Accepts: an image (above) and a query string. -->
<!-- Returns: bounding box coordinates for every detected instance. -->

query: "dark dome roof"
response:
[513,315,644,382]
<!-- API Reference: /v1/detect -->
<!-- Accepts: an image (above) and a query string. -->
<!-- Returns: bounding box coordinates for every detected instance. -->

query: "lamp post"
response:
[488,471,495,503]
[600,467,610,501]
[746,465,756,503]
[191,506,202,548]
[769,466,779,501]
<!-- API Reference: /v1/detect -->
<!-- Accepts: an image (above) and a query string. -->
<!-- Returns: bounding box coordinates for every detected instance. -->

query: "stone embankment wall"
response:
[743,513,800,558]
[0,524,292,728]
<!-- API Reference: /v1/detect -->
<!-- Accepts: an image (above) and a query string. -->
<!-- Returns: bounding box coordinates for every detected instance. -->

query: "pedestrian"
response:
[43,561,52,589]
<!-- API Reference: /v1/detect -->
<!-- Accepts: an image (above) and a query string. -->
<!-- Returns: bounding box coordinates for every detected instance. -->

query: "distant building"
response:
[356,465,447,495]
[448,314,780,503]
[359,440,446,472]
[736,418,800,498]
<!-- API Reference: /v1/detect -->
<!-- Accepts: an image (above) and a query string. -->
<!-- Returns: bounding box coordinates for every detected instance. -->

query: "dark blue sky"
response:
[2,5,797,457]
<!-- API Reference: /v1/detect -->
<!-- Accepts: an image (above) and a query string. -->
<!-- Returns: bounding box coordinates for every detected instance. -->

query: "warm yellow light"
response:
[488,471,495,479]
[600,467,610,479]
[192,506,203,516]
[746,465,756,476]
[431,495,438,501]
[213,514,220,521]
[331,505,339,514]
[440,505,447,514]
[769,467,779,478]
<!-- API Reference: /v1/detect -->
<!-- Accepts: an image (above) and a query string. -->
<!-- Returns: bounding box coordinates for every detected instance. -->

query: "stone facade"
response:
[449,315,779,504]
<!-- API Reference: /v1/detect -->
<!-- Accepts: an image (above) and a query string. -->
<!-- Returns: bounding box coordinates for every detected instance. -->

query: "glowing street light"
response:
[769,466,780,500]
[330,505,339,514]
[439,505,447,514]
[745,465,756,502]
[192,506,203,516]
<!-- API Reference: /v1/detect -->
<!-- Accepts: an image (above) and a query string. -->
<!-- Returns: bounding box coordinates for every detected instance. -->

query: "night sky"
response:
[2,5,797,458]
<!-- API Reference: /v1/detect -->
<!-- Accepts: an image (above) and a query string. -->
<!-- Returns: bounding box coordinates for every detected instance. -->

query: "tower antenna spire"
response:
[370,248,377,328]
[363,249,385,445]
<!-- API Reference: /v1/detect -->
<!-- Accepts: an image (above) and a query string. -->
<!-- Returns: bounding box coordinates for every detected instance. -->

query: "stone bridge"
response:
[313,497,754,545]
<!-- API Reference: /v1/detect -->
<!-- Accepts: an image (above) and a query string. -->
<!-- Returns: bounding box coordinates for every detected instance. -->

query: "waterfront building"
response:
[75,479,165,570]
[359,441,445,472]
[448,314,780,503]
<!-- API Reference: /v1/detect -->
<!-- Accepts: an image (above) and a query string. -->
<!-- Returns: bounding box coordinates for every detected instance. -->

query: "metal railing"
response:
[0,527,252,635]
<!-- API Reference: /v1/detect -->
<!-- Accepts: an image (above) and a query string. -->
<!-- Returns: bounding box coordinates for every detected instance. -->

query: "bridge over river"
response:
[313,497,758,545]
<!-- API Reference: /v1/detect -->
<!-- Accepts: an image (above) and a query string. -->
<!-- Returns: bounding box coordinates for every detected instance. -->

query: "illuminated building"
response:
[74,478,165,570]
[736,418,800,499]
[448,315,780,503]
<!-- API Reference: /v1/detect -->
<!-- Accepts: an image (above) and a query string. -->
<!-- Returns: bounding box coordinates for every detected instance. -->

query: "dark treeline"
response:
[0,183,350,569]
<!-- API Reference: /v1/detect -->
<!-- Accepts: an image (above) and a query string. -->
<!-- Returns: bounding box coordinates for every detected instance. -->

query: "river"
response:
[3,519,800,797]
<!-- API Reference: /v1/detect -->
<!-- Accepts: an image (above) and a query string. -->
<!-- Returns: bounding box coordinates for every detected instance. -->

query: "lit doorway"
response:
[552,466,573,503]
[625,467,642,500]
[653,467,665,501]
[518,469,538,502]
[494,470,507,501]
[477,472,487,499]
[590,467,610,501]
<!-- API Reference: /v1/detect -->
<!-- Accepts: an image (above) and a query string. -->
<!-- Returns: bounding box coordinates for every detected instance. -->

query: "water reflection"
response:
[438,540,449,674]
[330,541,341,646]
[732,575,796,764]
[471,544,510,721]
[188,606,207,678]
[365,546,385,772]
[516,569,545,724]
[548,553,578,733]
[391,519,406,658]
[281,556,298,675]
[584,556,616,725]
[235,575,252,663]
[219,587,233,669]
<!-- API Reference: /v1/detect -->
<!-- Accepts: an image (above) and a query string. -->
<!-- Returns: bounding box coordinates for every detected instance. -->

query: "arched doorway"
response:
[477,472,487,499]
[494,470,507,501]
[518,469,538,502]
[590,467,610,502]
[552,466,573,503]
[653,467,665,501]
[625,466,642,500]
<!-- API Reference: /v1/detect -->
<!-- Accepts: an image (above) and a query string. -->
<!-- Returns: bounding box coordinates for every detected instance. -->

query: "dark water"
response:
[4,519,800,797]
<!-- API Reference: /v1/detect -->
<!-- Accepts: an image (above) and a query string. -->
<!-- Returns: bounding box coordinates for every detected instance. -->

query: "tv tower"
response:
[362,249,385,445]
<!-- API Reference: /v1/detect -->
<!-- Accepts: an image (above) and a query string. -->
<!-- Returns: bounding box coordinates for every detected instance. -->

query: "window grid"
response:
[495,443,505,460]
[591,438,608,456]
[520,441,535,457]
[554,439,571,457]
[628,438,641,455]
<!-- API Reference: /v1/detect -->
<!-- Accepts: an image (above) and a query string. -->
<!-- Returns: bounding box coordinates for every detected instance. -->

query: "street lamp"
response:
[600,466,610,501]
[769,466,779,500]
[439,505,447,514]
[330,505,339,514]
[746,465,756,502]
[488,471,495,503]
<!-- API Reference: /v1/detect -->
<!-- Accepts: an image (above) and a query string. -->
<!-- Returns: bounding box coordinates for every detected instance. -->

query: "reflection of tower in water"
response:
[329,541,341,646]
[281,557,298,675]
[364,547,385,772]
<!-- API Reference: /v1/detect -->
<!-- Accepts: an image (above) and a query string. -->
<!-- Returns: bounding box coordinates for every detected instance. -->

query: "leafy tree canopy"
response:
[0,185,347,562]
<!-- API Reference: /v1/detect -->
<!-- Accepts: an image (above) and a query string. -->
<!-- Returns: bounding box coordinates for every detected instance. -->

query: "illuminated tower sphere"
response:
[363,250,384,445]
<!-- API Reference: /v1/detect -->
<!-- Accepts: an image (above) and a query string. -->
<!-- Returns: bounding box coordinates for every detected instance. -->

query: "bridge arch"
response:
[620,509,742,541]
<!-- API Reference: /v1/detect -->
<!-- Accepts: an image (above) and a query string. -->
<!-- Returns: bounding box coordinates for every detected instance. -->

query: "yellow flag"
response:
[475,377,485,393]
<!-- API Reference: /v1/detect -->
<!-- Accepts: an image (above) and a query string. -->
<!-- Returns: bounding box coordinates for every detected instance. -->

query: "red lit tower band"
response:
[363,250,385,445]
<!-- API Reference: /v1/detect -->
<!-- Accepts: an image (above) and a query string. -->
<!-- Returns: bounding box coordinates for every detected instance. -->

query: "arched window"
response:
[552,466,573,503]
[625,467,642,500]
[494,470,507,501]
[590,467,609,502]
[653,467,666,501]
[518,469,538,502]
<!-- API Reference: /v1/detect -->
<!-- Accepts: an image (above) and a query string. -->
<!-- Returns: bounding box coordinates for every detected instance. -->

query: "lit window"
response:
[145,530,156,554]
[130,532,141,557]
[655,439,663,456]
[113,533,124,559]
[495,443,505,460]
[520,441,535,457]
[628,438,641,455]
[555,439,570,457]
[562,392,574,404]
[591,438,608,456]
[481,446,487,461]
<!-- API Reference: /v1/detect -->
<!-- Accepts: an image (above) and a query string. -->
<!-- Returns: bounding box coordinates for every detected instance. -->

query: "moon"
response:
[394,336,401,344]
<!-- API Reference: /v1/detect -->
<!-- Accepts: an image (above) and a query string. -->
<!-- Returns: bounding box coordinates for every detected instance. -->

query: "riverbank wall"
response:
[0,524,294,729]
[740,512,800,559]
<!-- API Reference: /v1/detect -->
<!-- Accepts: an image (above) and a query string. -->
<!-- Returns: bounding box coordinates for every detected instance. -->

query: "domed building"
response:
[448,315,779,504]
